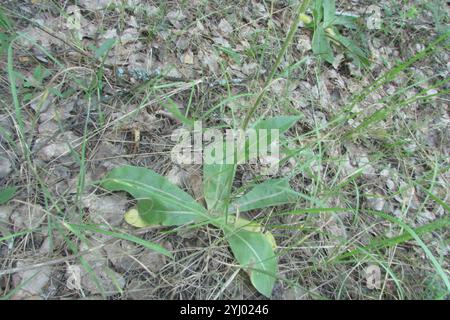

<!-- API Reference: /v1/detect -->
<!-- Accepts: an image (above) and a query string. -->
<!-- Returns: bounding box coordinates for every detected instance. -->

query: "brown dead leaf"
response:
[213,36,230,48]
[167,10,186,29]
[199,50,220,75]
[121,28,139,44]
[218,18,233,36]
[78,0,118,10]
[18,56,31,63]
[182,50,194,65]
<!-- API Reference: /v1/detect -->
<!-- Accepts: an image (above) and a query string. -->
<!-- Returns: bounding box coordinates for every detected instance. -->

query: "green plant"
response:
[301,0,369,67]
[99,1,314,296]
[101,115,301,297]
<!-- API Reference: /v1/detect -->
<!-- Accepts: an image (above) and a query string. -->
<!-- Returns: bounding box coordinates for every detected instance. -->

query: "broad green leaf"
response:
[229,179,298,213]
[219,215,277,250]
[203,129,236,215]
[101,166,207,226]
[203,116,300,214]
[204,116,300,215]
[224,226,278,297]
[203,162,235,215]
[334,14,358,29]
[137,198,155,221]
[323,0,336,28]
[313,0,324,22]
[218,215,263,233]
[65,223,172,258]
[0,186,16,205]
[312,25,334,64]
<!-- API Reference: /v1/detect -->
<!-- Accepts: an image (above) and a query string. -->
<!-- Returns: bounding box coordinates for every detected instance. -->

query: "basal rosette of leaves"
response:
[101,116,301,297]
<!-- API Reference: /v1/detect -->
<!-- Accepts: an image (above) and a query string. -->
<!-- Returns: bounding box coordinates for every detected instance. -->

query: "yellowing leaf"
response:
[102,166,207,226]
[124,208,153,228]
[228,216,277,250]
[224,227,278,297]
[182,50,194,64]
[229,178,298,214]
[325,27,336,37]
[264,231,277,250]
[299,13,312,24]
[227,216,262,233]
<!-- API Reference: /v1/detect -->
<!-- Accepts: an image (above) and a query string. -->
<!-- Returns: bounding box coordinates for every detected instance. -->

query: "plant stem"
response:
[241,0,311,130]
